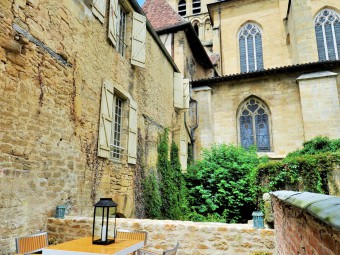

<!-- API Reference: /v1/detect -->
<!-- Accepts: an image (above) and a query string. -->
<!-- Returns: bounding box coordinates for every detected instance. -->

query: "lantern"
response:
[92,198,118,245]
[55,205,66,219]
[252,211,264,229]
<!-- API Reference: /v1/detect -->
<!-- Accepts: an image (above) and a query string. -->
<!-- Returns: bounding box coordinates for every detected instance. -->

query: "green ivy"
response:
[143,129,189,220]
[142,169,162,219]
[256,137,340,198]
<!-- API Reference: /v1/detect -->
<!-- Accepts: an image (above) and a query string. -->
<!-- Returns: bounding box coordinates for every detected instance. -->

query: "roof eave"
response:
[192,60,340,87]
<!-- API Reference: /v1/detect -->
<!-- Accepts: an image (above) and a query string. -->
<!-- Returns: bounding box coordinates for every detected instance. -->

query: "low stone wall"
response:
[271,191,340,254]
[47,217,275,255]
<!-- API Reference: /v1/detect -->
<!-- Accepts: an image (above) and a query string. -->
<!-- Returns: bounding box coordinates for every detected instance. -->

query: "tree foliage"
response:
[185,144,266,223]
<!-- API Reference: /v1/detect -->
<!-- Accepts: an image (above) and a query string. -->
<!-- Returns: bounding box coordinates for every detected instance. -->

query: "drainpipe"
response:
[189,98,198,161]
[218,7,223,76]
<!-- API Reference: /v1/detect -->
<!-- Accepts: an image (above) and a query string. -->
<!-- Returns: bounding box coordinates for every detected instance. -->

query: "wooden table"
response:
[42,237,144,255]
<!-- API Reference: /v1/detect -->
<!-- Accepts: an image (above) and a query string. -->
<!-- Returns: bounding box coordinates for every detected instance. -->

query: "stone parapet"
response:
[46,217,276,255]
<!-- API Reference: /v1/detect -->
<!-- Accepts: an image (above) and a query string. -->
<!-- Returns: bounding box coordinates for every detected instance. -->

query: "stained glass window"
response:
[238,23,264,73]
[315,9,340,61]
[239,98,271,152]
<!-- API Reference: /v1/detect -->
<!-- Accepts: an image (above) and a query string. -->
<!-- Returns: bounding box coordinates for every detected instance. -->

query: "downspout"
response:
[218,7,223,76]
[189,98,198,161]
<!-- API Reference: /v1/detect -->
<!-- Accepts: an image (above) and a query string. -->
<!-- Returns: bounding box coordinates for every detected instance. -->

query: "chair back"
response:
[116,229,148,245]
[15,232,48,254]
[163,242,179,255]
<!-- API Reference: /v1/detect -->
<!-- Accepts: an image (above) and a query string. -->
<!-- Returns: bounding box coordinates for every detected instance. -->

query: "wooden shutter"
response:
[98,81,114,158]
[128,99,138,164]
[131,12,146,68]
[180,139,187,171]
[183,78,190,109]
[108,0,118,47]
[173,72,183,108]
[92,0,107,23]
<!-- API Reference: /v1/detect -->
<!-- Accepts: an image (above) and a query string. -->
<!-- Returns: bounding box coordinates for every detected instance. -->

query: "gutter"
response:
[192,60,340,87]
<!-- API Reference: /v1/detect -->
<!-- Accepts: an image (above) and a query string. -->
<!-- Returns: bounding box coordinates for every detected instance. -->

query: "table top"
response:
[42,237,144,255]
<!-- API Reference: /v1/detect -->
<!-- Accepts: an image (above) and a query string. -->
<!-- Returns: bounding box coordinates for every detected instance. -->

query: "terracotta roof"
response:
[142,0,187,31]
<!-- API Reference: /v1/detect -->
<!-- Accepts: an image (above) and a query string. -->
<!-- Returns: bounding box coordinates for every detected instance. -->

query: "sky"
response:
[137,0,145,6]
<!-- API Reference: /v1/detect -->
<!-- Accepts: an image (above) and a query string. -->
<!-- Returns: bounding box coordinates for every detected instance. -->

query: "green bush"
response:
[256,137,340,197]
[185,144,266,223]
[287,136,340,157]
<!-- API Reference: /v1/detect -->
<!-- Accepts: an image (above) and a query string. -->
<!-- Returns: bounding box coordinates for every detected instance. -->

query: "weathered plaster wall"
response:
[0,0,179,253]
[46,217,276,255]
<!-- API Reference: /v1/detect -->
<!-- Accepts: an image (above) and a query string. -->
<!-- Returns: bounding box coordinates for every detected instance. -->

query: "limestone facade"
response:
[0,0,186,253]
[176,0,340,159]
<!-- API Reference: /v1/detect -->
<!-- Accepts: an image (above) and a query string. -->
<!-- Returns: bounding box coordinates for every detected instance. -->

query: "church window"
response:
[192,0,201,14]
[315,9,340,61]
[238,23,264,73]
[178,0,186,16]
[238,98,271,152]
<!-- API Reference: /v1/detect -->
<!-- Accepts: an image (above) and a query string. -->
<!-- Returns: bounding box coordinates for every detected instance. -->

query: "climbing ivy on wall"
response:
[255,136,340,196]
[142,129,189,220]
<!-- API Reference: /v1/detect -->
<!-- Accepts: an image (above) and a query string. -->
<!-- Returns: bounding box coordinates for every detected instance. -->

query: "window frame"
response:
[97,80,137,164]
[238,23,264,73]
[110,96,124,161]
[314,9,340,61]
[237,97,271,152]
[116,2,127,56]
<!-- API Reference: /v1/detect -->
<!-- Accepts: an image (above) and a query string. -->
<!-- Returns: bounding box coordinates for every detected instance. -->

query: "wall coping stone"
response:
[270,191,340,231]
[296,71,338,81]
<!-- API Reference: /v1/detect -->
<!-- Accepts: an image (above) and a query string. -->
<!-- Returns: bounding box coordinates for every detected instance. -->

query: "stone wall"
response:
[0,0,181,253]
[46,217,276,255]
[271,191,340,255]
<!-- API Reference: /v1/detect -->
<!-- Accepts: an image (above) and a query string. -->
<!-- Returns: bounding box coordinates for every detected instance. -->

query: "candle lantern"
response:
[92,198,118,245]
[55,205,66,219]
[252,211,264,229]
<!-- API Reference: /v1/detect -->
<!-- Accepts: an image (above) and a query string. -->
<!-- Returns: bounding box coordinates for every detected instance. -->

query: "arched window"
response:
[192,0,201,14]
[315,9,340,61]
[238,23,264,73]
[193,22,199,36]
[178,0,186,16]
[238,97,271,152]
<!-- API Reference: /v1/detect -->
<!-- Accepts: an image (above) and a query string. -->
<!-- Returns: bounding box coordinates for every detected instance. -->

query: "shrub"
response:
[185,144,266,223]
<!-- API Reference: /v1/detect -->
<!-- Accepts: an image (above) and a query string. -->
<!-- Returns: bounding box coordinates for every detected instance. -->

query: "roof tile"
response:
[142,0,187,31]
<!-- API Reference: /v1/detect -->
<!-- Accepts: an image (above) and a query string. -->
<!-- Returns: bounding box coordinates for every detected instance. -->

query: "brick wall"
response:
[46,217,276,255]
[271,192,340,255]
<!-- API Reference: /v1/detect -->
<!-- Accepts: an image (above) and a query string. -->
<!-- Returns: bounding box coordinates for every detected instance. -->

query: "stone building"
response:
[0,0,189,253]
[165,0,340,159]
[142,0,216,169]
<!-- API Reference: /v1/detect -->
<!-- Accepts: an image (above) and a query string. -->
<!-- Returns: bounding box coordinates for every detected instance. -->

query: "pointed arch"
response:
[238,22,264,73]
[314,8,340,61]
[237,96,271,152]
